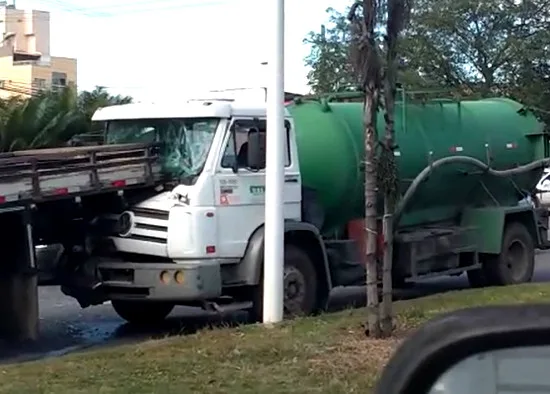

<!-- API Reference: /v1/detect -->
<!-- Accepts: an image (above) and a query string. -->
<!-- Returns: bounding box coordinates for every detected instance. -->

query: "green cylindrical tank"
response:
[286,97,546,233]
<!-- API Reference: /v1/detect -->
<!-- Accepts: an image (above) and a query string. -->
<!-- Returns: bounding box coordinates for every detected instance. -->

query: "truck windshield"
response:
[105,117,219,180]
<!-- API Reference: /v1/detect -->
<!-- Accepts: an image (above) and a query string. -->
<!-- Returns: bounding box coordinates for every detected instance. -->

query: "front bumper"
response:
[96,259,222,301]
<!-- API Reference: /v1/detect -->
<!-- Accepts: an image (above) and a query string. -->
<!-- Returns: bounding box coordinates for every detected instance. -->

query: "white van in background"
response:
[536,168,550,205]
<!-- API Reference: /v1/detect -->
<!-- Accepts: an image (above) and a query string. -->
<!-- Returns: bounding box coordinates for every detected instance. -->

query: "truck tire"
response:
[484,222,535,286]
[111,300,174,325]
[249,243,320,322]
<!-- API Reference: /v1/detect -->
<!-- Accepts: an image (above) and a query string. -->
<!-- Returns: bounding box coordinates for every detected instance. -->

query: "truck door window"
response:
[221,119,291,169]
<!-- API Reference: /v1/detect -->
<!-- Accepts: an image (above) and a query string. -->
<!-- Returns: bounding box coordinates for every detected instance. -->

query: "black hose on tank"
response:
[392,156,550,229]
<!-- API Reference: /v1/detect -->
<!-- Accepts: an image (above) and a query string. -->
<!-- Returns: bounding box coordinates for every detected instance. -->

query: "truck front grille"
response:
[132,207,169,221]
[127,207,169,244]
[99,207,169,245]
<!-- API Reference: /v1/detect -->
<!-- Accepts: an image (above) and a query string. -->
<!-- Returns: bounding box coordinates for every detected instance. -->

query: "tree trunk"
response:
[380,200,394,335]
[364,84,381,338]
[379,0,411,337]
[348,0,383,337]
[380,61,397,337]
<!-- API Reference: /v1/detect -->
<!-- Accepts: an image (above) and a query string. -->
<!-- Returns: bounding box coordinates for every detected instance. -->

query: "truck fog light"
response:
[160,270,171,284]
[174,270,184,284]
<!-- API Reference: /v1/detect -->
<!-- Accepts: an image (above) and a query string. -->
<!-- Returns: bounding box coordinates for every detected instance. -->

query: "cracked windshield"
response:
[1,0,550,393]
[105,118,219,179]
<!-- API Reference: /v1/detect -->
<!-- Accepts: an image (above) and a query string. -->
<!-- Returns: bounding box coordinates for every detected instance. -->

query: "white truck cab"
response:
[79,99,331,324]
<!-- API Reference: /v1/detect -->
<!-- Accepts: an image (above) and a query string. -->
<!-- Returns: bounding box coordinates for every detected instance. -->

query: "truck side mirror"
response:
[247,128,266,170]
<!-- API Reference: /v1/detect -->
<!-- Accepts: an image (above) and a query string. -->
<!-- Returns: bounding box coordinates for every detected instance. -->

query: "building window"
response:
[51,72,67,90]
[0,80,4,89]
[33,78,46,89]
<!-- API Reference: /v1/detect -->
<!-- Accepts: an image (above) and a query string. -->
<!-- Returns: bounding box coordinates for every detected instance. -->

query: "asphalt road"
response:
[3,250,550,364]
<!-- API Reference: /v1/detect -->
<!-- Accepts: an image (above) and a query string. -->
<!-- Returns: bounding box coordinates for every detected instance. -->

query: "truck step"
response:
[202,301,253,314]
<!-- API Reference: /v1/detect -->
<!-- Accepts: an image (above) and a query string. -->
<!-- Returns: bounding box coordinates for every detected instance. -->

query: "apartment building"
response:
[0,1,77,98]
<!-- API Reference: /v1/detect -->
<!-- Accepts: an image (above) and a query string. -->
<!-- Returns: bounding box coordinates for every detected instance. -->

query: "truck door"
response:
[215,117,301,258]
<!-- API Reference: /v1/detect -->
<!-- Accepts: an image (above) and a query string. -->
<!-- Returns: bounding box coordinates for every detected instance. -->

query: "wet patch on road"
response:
[0,307,251,365]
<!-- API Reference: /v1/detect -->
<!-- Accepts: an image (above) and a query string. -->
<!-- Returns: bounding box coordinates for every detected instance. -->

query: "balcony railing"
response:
[0,80,69,96]
[12,60,51,66]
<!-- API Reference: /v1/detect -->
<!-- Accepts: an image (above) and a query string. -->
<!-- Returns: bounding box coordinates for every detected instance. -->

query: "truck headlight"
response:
[117,211,134,237]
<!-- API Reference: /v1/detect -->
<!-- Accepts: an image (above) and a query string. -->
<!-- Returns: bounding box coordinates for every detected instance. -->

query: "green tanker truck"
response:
[286,96,548,293]
[56,94,550,324]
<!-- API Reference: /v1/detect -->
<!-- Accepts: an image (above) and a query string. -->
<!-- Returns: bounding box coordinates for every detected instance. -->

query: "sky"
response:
[12,0,350,102]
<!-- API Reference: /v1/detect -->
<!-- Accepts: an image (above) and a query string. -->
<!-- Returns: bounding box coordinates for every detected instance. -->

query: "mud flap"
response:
[59,256,107,308]
[61,276,106,308]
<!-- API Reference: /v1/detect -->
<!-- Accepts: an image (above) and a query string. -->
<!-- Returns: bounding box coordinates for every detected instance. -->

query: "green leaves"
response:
[303,8,358,94]
[306,0,550,116]
[0,85,134,152]
[78,86,133,119]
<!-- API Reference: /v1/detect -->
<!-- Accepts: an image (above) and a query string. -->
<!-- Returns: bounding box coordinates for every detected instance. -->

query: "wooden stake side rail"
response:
[0,143,163,207]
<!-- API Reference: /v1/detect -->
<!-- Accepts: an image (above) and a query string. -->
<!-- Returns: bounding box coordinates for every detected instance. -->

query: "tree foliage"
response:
[305,0,550,116]
[303,8,358,94]
[0,86,133,152]
[403,0,550,96]
[77,86,133,120]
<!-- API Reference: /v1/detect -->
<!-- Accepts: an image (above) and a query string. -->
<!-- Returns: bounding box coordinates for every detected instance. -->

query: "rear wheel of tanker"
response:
[484,223,535,286]
[249,244,320,323]
[111,300,174,325]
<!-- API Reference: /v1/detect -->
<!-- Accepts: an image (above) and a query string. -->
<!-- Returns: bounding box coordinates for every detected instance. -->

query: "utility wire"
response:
[0,77,171,91]
[0,79,190,99]
[42,0,226,12]
[62,0,240,16]
[0,0,247,20]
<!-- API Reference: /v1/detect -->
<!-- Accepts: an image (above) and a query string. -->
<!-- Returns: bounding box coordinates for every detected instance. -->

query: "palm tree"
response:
[0,86,87,151]
[70,86,134,144]
[0,85,134,151]
[78,86,133,119]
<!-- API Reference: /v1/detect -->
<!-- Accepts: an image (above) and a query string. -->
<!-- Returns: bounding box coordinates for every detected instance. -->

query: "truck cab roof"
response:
[91,99,292,121]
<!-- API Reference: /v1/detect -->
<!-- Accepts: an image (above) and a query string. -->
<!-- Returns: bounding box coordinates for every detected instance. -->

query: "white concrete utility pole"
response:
[262,0,285,324]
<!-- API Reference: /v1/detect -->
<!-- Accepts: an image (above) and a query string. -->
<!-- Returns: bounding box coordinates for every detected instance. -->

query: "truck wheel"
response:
[111,300,174,325]
[484,222,535,286]
[249,244,320,322]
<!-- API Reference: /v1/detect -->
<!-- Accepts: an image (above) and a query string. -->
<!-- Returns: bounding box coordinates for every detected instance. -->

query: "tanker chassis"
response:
[30,95,550,324]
